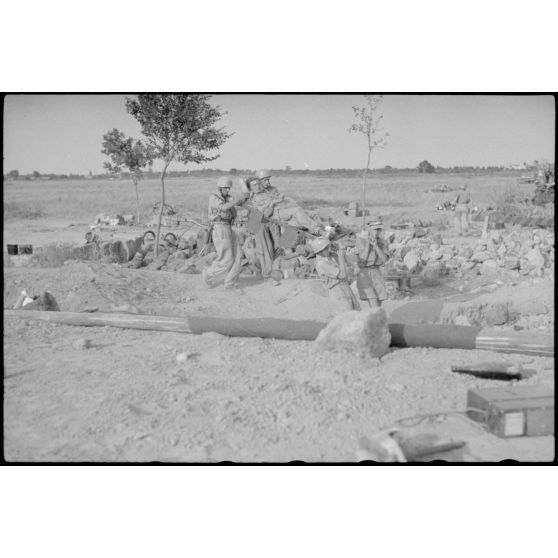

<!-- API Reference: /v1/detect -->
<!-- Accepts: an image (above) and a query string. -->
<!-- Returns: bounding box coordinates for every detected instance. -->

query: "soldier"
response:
[312,236,360,313]
[254,169,280,195]
[453,187,471,236]
[202,176,248,289]
[354,220,389,308]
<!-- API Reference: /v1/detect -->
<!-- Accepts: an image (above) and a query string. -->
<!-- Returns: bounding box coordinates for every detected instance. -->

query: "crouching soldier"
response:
[354,220,389,308]
[312,236,360,313]
[202,176,249,289]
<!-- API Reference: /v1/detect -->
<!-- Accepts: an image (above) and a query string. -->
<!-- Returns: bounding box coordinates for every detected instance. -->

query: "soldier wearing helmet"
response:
[354,220,389,308]
[255,169,279,195]
[202,176,249,289]
[312,236,360,313]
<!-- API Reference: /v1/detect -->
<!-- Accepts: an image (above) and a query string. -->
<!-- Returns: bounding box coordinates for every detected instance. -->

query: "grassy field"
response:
[3,172,537,225]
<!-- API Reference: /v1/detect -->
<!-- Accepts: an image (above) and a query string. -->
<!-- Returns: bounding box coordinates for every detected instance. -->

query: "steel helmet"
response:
[256,169,272,180]
[310,236,330,255]
[217,176,233,189]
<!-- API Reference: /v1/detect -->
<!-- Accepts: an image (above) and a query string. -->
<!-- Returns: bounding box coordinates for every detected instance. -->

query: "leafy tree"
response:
[101,129,154,223]
[32,170,41,178]
[8,170,19,180]
[349,95,389,229]
[417,160,435,173]
[125,94,231,256]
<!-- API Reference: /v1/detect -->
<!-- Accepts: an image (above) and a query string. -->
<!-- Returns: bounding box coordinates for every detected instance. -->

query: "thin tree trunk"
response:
[133,176,140,225]
[155,161,170,257]
[362,149,371,230]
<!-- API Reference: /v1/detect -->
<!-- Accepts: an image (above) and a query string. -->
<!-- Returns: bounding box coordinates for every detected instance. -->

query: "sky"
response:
[3,94,555,174]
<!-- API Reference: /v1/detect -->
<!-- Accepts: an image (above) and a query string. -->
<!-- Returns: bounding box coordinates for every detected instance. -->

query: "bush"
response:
[418,160,435,173]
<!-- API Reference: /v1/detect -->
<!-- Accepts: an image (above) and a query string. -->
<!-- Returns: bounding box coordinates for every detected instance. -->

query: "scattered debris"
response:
[451,362,536,381]
[356,430,407,462]
[467,386,554,437]
[18,291,60,311]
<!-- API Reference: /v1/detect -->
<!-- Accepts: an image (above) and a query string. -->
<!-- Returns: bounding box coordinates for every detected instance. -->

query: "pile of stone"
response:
[381,227,555,281]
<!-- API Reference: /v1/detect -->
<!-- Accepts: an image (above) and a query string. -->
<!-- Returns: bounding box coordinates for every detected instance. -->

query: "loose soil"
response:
[3,174,555,462]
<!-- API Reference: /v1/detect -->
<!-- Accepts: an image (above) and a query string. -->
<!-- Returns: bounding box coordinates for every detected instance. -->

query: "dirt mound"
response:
[439,278,554,328]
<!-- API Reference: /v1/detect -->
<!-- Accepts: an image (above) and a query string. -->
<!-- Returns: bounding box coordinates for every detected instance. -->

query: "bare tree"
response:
[349,95,389,229]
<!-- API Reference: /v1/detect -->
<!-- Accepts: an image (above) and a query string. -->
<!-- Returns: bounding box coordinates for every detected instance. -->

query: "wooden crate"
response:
[467,386,554,438]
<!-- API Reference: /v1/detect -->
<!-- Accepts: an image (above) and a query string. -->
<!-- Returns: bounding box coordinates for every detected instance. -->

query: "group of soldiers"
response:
[202,170,391,312]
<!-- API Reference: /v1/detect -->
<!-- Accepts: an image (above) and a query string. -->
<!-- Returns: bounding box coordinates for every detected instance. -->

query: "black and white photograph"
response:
[3,93,555,463]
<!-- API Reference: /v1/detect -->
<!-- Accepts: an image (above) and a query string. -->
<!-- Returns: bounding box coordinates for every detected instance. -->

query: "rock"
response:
[460,260,477,271]
[471,251,491,263]
[421,261,445,280]
[73,338,92,349]
[20,291,60,311]
[485,304,510,326]
[479,259,499,275]
[428,249,443,261]
[403,251,421,273]
[453,315,471,326]
[489,231,502,243]
[459,246,473,259]
[315,308,391,358]
[145,252,170,270]
[527,247,545,269]
[503,256,520,270]
[176,352,198,363]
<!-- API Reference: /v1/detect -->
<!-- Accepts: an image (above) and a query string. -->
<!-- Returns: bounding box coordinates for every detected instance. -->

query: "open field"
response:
[3,172,539,246]
[3,171,554,462]
[4,172,536,220]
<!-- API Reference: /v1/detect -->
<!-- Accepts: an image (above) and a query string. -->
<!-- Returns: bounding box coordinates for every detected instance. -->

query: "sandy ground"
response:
[3,257,555,462]
[3,174,554,462]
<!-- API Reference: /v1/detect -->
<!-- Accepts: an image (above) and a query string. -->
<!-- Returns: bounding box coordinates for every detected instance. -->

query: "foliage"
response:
[125,94,230,166]
[101,128,154,223]
[125,94,231,256]
[418,160,435,173]
[349,95,389,228]
[8,170,19,179]
[101,129,153,180]
[349,95,389,151]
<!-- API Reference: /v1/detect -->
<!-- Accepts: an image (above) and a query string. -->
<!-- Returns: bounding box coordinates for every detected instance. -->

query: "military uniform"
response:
[454,192,471,235]
[315,254,360,313]
[203,192,241,287]
[354,233,388,306]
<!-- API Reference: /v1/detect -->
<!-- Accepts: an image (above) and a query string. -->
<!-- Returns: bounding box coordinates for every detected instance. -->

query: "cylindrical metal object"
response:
[4,310,554,357]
